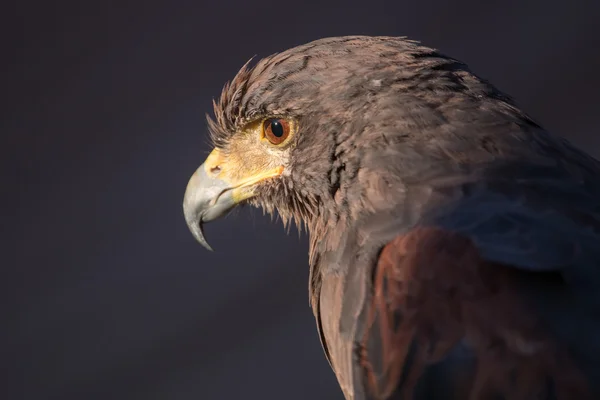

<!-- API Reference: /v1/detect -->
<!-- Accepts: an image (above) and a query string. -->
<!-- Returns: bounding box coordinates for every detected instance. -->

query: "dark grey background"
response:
[3,1,599,399]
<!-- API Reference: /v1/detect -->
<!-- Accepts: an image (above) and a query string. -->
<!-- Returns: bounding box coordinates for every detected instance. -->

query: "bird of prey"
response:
[183,36,600,399]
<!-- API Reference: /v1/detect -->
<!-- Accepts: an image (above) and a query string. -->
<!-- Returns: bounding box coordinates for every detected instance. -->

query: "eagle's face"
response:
[183,111,315,251]
[183,38,389,249]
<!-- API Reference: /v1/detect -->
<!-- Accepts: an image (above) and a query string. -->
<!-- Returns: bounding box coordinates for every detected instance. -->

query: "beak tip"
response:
[194,220,214,252]
[201,240,214,252]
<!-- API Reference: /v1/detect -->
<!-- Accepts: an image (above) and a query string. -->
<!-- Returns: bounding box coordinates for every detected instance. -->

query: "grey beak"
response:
[182,164,236,251]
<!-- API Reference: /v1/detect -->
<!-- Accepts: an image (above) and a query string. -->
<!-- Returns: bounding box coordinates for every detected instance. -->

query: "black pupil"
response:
[269,120,284,137]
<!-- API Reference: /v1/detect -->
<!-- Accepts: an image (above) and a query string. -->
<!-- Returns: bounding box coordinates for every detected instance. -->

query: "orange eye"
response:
[263,118,290,145]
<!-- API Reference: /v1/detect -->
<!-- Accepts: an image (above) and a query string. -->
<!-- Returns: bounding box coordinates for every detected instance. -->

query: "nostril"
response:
[210,166,221,175]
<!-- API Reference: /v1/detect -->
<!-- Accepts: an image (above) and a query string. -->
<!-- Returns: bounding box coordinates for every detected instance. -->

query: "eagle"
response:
[183,36,600,399]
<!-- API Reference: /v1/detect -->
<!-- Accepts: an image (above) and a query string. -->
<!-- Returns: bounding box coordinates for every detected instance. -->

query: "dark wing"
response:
[357,228,591,400]
[352,162,600,399]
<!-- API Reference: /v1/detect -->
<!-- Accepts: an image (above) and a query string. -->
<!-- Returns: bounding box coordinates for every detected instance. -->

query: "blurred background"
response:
[3,0,599,399]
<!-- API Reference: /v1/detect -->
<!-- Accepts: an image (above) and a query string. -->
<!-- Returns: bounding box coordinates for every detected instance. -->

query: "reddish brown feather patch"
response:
[359,227,589,400]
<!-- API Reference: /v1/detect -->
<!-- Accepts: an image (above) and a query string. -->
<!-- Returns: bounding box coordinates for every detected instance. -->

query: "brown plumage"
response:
[358,228,589,399]
[183,36,600,399]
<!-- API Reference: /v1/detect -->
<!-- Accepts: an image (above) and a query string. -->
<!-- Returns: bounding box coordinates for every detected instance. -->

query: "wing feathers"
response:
[357,227,590,399]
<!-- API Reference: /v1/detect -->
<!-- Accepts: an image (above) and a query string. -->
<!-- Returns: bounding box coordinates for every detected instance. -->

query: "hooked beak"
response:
[183,148,284,251]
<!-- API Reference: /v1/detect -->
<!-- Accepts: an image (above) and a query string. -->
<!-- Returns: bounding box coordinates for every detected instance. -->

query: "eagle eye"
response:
[263,118,290,145]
